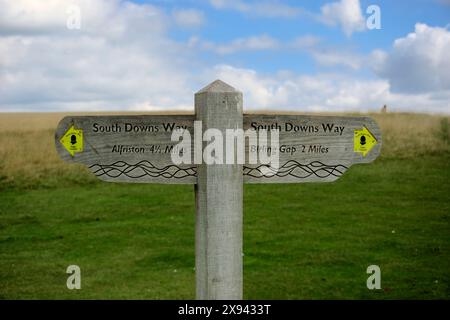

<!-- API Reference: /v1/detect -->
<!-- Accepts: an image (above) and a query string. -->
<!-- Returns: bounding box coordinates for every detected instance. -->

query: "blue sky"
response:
[0,0,449,113]
[144,0,450,75]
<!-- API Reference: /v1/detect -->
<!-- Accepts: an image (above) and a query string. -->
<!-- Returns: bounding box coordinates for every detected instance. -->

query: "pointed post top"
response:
[196,79,239,94]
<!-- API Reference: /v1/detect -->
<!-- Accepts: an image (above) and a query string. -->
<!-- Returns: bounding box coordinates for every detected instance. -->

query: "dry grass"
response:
[370,113,449,158]
[0,112,448,189]
[0,113,93,188]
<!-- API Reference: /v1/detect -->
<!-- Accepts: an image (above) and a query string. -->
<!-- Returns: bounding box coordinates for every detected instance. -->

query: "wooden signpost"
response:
[55,80,381,299]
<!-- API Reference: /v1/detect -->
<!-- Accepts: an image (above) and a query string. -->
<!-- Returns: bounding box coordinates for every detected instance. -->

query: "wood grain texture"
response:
[194,80,243,300]
[55,115,197,184]
[55,114,381,184]
[243,114,381,183]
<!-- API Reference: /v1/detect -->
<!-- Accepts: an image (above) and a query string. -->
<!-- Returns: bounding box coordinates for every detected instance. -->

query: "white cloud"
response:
[319,0,366,36]
[310,49,363,70]
[290,35,321,49]
[0,1,448,114]
[210,0,367,36]
[0,0,196,111]
[189,34,279,54]
[290,36,363,70]
[209,0,301,18]
[190,34,362,69]
[0,0,79,34]
[208,65,449,113]
[172,9,205,28]
[372,23,450,95]
[0,0,167,38]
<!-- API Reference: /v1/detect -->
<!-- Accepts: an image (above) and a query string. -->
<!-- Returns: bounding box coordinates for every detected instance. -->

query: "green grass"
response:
[1,154,449,299]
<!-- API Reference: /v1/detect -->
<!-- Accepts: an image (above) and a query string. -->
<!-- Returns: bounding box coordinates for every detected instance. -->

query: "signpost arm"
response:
[195,80,243,300]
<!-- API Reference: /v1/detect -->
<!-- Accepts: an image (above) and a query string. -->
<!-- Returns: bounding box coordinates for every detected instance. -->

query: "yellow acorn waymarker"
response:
[354,126,377,157]
[60,125,83,157]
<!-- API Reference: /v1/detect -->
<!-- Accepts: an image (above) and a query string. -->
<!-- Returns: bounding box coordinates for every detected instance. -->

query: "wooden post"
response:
[195,80,243,300]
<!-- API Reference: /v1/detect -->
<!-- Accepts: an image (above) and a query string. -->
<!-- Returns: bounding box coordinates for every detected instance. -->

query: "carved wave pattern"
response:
[89,160,347,180]
[243,160,348,179]
[89,161,197,179]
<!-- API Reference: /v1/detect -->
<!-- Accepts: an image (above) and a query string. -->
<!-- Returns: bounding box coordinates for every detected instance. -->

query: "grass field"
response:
[0,112,449,299]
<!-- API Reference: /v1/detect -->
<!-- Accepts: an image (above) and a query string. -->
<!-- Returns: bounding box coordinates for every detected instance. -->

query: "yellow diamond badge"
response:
[354,126,377,157]
[60,125,83,157]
